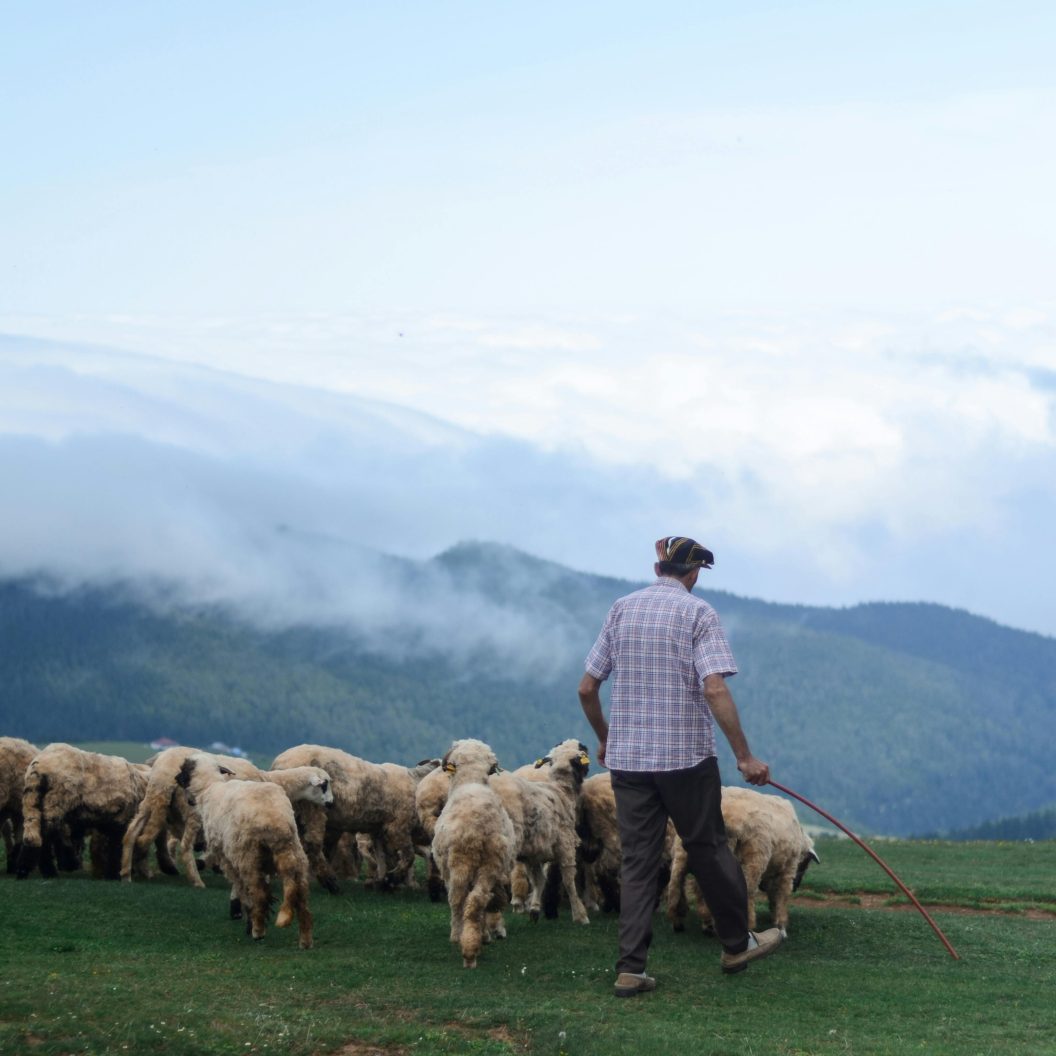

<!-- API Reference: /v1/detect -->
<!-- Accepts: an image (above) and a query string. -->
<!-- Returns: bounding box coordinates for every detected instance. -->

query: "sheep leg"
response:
[557,839,590,924]
[298,808,340,894]
[460,880,490,968]
[446,872,469,943]
[526,862,546,922]
[179,815,207,888]
[247,874,271,940]
[510,862,530,912]
[665,842,690,932]
[274,844,313,949]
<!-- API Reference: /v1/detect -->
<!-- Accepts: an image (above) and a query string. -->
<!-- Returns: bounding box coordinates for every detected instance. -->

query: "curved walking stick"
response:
[768,778,960,960]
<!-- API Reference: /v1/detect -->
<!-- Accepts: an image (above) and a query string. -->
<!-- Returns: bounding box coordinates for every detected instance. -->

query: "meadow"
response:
[2,837,1054,1056]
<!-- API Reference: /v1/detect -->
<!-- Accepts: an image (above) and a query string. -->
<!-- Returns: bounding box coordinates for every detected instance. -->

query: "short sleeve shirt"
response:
[584,577,738,772]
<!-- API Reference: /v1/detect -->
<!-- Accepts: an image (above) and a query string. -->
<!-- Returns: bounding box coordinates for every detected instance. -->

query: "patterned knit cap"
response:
[654,536,714,570]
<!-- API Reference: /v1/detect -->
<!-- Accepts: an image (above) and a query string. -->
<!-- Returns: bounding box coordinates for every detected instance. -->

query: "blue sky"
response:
[2,3,1055,638]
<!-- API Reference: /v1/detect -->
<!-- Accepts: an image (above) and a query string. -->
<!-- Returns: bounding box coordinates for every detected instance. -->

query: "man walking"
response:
[578,536,783,997]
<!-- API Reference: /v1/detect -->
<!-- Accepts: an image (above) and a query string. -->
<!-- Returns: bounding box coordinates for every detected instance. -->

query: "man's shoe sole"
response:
[720,932,783,974]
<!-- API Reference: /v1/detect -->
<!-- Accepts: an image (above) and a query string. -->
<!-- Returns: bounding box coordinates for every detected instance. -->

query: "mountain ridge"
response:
[2,542,1053,837]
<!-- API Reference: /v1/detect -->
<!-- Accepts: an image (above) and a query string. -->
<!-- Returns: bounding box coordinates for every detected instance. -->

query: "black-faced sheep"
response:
[270,744,425,894]
[16,743,151,880]
[0,737,38,873]
[431,739,516,968]
[666,785,819,937]
[175,753,330,949]
[492,739,592,925]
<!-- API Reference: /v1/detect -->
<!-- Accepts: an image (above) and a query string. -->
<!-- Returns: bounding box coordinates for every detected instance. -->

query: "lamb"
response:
[0,737,38,873]
[270,744,429,894]
[16,743,151,880]
[119,746,263,886]
[666,785,819,937]
[431,739,516,968]
[175,752,330,948]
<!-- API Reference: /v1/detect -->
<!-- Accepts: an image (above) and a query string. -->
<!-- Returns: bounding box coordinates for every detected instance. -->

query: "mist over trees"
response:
[2,543,1054,838]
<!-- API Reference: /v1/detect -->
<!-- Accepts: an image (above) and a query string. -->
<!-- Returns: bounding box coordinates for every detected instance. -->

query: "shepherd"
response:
[578,535,784,997]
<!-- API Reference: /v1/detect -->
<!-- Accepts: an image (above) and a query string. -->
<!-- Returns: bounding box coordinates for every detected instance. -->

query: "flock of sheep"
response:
[1,733,819,968]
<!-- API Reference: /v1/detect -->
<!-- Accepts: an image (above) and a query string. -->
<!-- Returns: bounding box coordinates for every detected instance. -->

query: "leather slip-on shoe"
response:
[720,928,783,974]
[613,972,657,997]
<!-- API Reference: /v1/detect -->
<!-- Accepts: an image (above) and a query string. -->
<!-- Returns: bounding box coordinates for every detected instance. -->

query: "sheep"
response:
[577,771,622,913]
[0,737,38,873]
[491,739,592,925]
[543,769,675,918]
[270,745,428,894]
[175,752,330,948]
[119,746,263,886]
[431,739,516,968]
[666,785,820,937]
[16,743,151,880]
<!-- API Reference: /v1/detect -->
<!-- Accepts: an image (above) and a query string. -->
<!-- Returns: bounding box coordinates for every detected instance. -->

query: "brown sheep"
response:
[0,737,38,874]
[666,785,819,937]
[270,744,424,894]
[432,739,516,968]
[16,743,150,880]
[175,753,330,949]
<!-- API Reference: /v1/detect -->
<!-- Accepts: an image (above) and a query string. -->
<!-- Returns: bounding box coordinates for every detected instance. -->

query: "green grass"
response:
[2,840,1055,1056]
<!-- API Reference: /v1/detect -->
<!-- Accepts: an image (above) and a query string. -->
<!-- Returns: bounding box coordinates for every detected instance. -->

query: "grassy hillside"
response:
[2,543,1054,835]
[2,839,1054,1056]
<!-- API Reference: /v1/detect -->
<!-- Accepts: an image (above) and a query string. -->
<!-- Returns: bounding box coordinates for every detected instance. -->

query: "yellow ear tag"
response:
[580,755,590,766]
[443,763,456,774]
[534,758,545,766]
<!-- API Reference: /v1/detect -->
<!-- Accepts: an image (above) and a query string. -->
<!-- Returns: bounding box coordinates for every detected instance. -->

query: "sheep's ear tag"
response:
[580,754,590,766]
[443,762,457,774]
[219,766,235,776]
[533,757,547,769]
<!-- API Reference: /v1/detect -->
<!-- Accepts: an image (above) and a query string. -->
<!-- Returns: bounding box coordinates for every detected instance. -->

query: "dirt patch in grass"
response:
[803,891,1056,919]
[332,1044,408,1056]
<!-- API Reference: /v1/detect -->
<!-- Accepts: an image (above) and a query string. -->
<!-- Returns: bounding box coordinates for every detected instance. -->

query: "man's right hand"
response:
[737,755,770,786]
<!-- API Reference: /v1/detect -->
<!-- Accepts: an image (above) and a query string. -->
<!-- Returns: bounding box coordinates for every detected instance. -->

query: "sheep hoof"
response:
[463,958,478,968]
[529,909,540,923]
[275,907,293,928]
[230,899,243,920]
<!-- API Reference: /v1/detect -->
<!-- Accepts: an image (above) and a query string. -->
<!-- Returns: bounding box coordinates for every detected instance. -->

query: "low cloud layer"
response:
[2,315,1055,642]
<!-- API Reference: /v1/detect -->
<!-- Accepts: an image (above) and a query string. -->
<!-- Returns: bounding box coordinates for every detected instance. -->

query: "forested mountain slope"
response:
[2,542,1052,836]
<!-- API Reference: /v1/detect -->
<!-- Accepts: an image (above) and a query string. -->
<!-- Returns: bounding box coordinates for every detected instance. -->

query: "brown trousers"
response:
[611,756,749,974]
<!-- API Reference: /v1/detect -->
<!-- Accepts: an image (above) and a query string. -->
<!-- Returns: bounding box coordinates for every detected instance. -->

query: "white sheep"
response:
[16,743,151,880]
[175,752,331,948]
[119,746,262,886]
[431,739,516,968]
[491,739,592,925]
[666,785,819,937]
[0,737,38,874]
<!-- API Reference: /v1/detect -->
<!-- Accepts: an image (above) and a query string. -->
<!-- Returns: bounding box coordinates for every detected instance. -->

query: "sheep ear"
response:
[218,765,235,777]
[487,763,499,776]
[809,849,821,864]
[533,757,547,769]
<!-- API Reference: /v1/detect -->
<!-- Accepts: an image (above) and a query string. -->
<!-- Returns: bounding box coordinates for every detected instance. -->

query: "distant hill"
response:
[2,541,1054,837]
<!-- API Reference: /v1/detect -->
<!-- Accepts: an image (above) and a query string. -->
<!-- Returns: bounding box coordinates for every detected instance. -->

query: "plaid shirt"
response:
[584,577,738,772]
